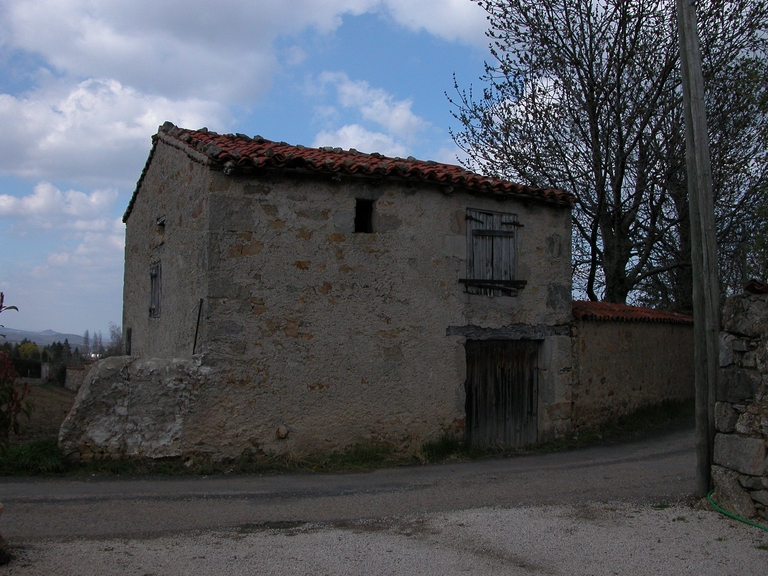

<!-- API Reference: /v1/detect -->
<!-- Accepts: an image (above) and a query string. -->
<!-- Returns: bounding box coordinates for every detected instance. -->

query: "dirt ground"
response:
[9,383,76,444]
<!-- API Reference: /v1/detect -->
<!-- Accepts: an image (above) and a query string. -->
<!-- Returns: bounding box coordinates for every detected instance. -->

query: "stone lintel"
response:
[446,324,569,341]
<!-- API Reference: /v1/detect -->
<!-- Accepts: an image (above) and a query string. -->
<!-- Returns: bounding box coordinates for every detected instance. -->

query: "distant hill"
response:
[0,328,85,347]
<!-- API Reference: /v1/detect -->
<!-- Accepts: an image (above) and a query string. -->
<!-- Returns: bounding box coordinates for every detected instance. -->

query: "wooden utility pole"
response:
[676,0,720,497]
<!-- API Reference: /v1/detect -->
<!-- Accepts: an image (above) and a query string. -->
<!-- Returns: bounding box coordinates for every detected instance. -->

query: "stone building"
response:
[108,122,574,458]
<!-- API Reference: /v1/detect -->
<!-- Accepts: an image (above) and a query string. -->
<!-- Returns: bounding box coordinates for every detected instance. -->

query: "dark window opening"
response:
[149,261,162,318]
[125,327,132,355]
[354,199,374,233]
[156,216,166,235]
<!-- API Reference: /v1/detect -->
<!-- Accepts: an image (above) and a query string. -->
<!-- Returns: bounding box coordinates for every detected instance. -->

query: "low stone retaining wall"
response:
[59,357,211,461]
[713,293,768,520]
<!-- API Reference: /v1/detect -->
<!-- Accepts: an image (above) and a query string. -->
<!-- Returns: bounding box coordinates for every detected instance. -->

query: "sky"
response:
[0,0,491,336]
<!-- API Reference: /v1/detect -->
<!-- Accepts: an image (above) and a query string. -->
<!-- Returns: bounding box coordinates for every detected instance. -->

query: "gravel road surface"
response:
[1,423,767,575]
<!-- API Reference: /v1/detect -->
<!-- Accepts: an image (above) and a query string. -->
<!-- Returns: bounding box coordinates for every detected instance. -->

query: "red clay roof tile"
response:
[572,300,693,325]
[124,122,574,222]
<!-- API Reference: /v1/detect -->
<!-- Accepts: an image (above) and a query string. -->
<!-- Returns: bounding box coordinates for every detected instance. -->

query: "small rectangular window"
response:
[354,199,374,233]
[149,261,162,317]
[125,327,132,355]
[460,209,526,296]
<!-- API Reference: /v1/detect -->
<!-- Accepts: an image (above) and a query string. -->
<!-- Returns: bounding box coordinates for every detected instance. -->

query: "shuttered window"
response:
[460,209,527,296]
[149,261,162,318]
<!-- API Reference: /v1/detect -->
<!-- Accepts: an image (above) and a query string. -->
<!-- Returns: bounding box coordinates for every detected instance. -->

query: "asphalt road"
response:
[2,423,767,575]
[2,424,696,541]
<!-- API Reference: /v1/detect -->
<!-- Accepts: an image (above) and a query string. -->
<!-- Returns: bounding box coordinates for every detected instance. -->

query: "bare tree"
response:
[106,322,122,357]
[450,0,768,308]
[94,331,105,357]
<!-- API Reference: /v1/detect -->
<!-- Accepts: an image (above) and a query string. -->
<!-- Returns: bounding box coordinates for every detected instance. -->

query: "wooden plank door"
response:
[465,339,539,446]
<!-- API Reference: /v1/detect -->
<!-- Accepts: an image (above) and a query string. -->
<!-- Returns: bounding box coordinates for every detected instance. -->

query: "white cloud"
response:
[0,78,228,186]
[0,181,120,233]
[1,1,486,105]
[35,219,125,271]
[311,72,430,156]
[0,185,125,334]
[381,0,488,46]
[4,226,125,333]
[431,144,465,166]
[2,0,379,104]
[313,125,408,157]
[282,45,309,67]
[0,181,115,222]
[0,1,477,187]
[319,71,429,138]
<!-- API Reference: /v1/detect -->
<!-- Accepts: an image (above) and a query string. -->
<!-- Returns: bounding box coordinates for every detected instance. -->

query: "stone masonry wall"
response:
[195,169,573,454]
[122,142,210,358]
[713,293,768,521]
[570,320,694,432]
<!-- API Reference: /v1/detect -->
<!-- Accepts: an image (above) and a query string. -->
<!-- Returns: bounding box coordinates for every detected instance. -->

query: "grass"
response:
[0,398,694,478]
[65,442,402,477]
[0,439,68,475]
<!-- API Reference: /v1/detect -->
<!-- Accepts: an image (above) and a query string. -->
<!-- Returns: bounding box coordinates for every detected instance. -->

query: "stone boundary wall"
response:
[64,365,84,392]
[64,362,93,392]
[570,312,694,432]
[713,293,768,521]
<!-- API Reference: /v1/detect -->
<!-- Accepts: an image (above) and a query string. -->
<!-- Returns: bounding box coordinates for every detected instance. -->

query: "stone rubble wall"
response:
[59,356,211,461]
[713,293,768,521]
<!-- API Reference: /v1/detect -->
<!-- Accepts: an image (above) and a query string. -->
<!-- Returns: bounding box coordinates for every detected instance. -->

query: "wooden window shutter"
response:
[149,261,162,317]
[461,209,526,296]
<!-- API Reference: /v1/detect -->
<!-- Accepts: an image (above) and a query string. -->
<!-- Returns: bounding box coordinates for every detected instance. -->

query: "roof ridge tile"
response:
[572,300,693,325]
[124,122,576,222]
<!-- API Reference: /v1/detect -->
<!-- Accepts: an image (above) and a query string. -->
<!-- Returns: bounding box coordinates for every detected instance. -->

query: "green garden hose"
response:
[707,490,768,532]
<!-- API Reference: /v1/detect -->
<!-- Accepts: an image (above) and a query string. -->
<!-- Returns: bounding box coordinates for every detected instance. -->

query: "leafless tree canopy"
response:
[450,0,768,310]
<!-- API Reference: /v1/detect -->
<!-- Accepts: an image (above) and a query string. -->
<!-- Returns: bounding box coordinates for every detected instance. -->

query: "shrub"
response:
[11,357,41,379]
[0,351,33,449]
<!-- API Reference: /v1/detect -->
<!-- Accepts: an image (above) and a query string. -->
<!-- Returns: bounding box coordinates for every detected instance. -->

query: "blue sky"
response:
[0,0,491,336]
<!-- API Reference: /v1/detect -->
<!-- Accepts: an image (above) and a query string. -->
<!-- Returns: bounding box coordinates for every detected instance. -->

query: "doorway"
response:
[465,339,539,446]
